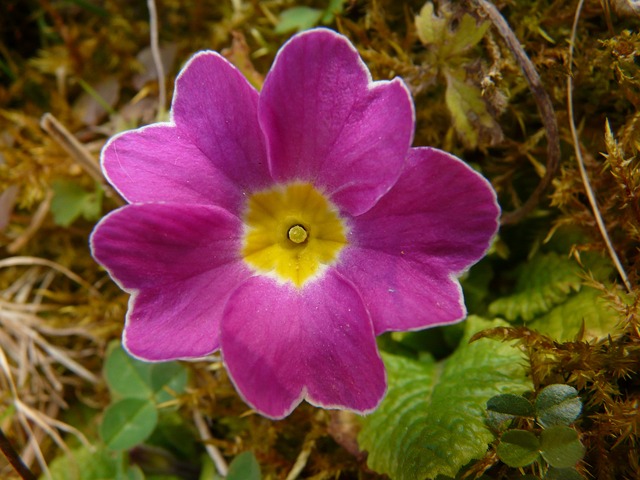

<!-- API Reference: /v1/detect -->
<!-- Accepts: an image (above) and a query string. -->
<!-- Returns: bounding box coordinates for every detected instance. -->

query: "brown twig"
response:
[475,0,561,225]
[0,427,37,480]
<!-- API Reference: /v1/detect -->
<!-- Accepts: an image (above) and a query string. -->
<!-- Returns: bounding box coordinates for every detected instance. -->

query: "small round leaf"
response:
[104,343,189,403]
[540,426,585,468]
[497,429,540,467]
[104,344,153,399]
[487,393,535,417]
[536,384,582,427]
[486,410,516,433]
[150,361,189,403]
[100,398,158,450]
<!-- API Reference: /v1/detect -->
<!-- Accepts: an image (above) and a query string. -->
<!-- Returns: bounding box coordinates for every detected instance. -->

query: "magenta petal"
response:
[90,203,251,359]
[102,124,243,210]
[103,52,272,213]
[259,28,414,215]
[172,51,271,208]
[220,271,386,419]
[338,147,500,334]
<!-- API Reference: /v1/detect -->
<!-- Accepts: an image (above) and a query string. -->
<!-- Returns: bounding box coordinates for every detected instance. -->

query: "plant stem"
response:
[475,0,561,226]
[147,0,166,119]
[566,0,632,293]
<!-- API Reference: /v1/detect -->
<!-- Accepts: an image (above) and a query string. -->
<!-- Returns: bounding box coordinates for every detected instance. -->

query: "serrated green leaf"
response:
[227,451,261,480]
[359,317,531,480]
[274,7,323,34]
[100,398,158,450]
[487,393,535,417]
[51,180,103,227]
[444,69,502,149]
[531,287,619,341]
[489,253,583,321]
[497,429,540,467]
[536,385,582,428]
[540,426,585,468]
[104,343,188,403]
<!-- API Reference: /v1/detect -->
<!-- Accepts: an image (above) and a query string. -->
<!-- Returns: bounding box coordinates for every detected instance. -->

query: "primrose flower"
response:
[90,29,500,419]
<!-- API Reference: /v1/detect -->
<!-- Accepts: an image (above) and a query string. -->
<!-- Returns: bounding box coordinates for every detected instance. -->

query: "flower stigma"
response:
[242,182,347,288]
[288,224,308,244]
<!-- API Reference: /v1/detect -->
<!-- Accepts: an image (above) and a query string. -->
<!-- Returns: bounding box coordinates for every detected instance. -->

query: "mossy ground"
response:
[1,0,639,478]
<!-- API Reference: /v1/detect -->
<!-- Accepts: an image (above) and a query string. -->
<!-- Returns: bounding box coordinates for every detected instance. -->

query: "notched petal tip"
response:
[221,273,387,419]
[261,28,415,216]
[338,147,499,334]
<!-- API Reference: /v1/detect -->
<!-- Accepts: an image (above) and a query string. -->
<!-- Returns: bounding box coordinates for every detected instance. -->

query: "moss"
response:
[1,0,640,478]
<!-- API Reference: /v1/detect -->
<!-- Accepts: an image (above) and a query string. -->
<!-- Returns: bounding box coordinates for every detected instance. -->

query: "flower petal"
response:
[338,147,500,334]
[259,28,414,215]
[173,51,271,208]
[102,124,245,211]
[221,271,386,419]
[90,203,251,359]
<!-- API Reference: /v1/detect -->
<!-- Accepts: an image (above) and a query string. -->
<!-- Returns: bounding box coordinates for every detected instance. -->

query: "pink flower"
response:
[90,29,499,419]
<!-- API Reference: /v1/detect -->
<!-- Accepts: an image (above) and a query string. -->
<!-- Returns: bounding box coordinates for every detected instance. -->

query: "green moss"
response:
[1,1,639,478]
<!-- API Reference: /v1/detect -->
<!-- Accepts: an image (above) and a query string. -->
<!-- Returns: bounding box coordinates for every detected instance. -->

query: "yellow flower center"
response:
[241,182,348,288]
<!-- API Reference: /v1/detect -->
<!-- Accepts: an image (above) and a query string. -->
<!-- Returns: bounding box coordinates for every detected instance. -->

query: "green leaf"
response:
[444,69,502,149]
[146,411,199,459]
[150,361,190,404]
[320,0,345,24]
[460,258,494,314]
[104,343,153,398]
[545,467,586,480]
[47,443,120,479]
[540,426,585,468]
[100,398,158,450]
[489,253,583,321]
[227,451,261,480]
[359,317,531,480]
[536,385,582,428]
[104,343,188,403]
[125,465,145,480]
[415,2,447,46]
[446,13,490,57]
[487,393,535,417]
[275,7,323,34]
[51,180,103,226]
[486,409,517,433]
[531,287,619,341]
[497,429,540,467]
[415,2,488,58]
